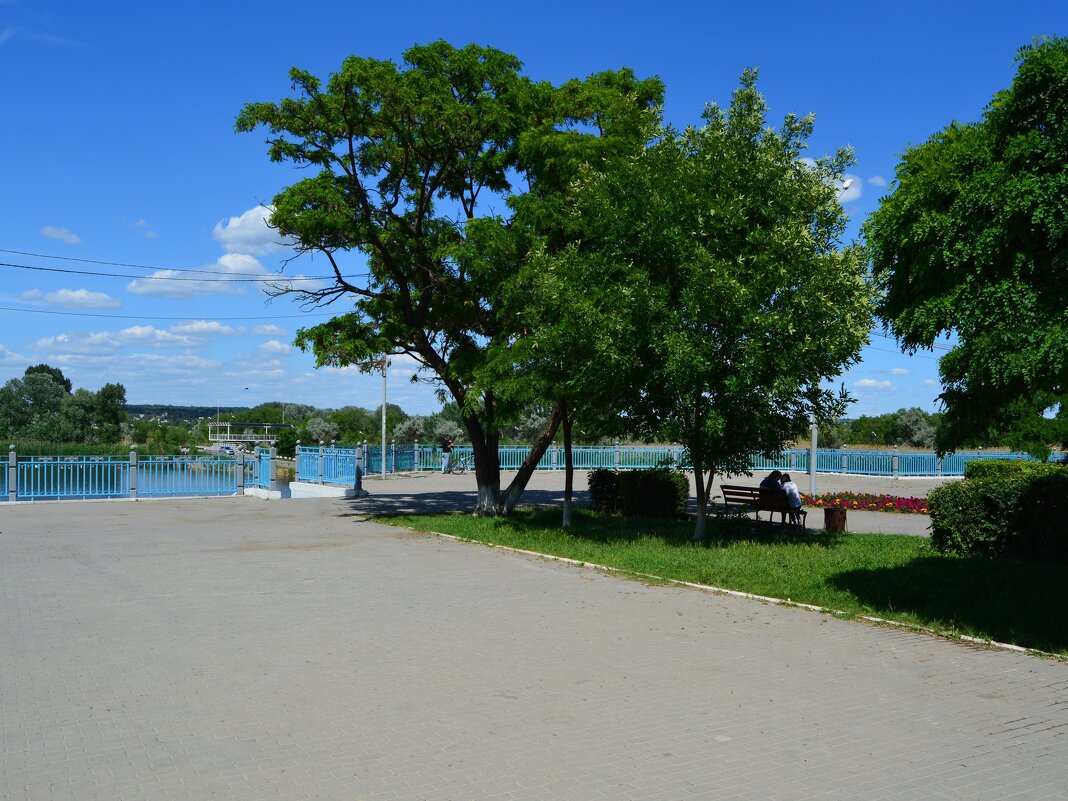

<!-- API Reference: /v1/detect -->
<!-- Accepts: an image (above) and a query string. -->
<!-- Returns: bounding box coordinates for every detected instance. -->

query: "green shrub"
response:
[964,458,1064,480]
[587,468,689,519]
[929,470,1068,563]
[587,469,620,513]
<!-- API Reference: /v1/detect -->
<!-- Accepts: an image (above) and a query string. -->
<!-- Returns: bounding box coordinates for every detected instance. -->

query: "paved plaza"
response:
[2,478,1066,800]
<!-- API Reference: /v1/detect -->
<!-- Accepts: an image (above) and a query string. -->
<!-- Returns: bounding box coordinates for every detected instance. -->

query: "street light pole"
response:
[381,361,387,481]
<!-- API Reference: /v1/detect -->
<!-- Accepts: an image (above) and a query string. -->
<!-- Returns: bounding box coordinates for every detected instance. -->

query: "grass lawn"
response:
[381,507,1068,657]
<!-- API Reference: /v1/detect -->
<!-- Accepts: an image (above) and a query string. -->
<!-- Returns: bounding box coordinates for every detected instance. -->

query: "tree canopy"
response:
[560,70,872,538]
[864,36,1068,457]
[238,41,662,514]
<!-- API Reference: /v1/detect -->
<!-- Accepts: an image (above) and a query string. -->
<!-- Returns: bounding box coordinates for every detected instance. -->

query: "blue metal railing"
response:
[138,456,237,497]
[16,455,130,500]
[256,448,271,489]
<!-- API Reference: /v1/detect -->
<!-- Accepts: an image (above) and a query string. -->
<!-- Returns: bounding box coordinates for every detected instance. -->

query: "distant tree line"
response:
[818,408,941,449]
[0,365,127,444]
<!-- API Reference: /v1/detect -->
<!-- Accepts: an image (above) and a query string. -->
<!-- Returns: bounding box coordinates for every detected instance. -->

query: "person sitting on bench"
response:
[759,470,786,494]
[779,473,804,525]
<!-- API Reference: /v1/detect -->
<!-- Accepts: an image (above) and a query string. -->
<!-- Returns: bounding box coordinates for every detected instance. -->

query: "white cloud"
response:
[0,343,26,365]
[855,378,892,390]
[924,379,940,387]
[258,339,292,355]
[252,324,287,336]
[868,175,887,187]
[126,252,268,298]
[41,225,80,244]
[32,325,198,356]
[170,320,238,336]
[213,206,291,256]
[26,288,121,308]
[889,368,910,376]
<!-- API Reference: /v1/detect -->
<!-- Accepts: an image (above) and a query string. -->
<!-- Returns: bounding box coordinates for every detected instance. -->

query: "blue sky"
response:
[1,1,1063,418]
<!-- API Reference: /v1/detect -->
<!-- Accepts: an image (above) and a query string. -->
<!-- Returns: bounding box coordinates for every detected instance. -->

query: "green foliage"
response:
[963,458,1063,480]
[587,468,621,513]
[587,468,689,519]
[843,408,941,447]
[928,465,1068,563]
[238,41,663,514]
[24,364,72,393]
[0,368,129,446]
[865,37,1068,457]
[566,69,872,539]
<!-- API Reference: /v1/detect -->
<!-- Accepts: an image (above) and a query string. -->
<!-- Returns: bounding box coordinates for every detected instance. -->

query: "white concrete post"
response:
[8,445,16,502]
[129,445,138,499]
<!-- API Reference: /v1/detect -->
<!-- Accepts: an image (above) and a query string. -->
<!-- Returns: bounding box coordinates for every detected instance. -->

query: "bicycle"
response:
[443,453,472,475]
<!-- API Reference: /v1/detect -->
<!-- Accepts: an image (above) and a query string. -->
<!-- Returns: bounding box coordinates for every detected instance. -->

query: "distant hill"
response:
[125,405,247,423]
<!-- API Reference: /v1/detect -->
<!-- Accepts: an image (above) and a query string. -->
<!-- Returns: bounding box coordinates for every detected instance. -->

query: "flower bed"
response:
[802,491,928,514]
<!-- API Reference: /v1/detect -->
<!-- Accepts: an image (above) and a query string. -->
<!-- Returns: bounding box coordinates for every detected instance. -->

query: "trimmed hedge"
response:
[929,462,1068,563]
[588,468,690,519]
[963,458,1063,480]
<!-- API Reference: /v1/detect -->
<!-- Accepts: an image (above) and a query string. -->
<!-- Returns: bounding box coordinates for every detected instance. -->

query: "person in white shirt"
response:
[779,473,804,526]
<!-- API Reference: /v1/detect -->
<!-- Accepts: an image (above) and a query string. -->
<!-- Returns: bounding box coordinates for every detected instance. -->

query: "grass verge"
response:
[381,507,1068,657]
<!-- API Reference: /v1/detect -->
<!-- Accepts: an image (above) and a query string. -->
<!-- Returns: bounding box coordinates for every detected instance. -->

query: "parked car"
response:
[219,445,235,456]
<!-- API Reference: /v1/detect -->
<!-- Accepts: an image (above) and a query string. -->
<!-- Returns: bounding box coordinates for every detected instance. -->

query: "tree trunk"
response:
[689,441,714,542]
[497,403,564,515]
[562,406,573,529]
[463,402,501,516]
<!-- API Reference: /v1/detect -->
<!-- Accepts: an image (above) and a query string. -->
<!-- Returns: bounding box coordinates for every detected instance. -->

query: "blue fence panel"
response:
[0,461,7,500]
[813,450,841,473]
[750,452,790,471]
[257,448,271,489]
[138,456,237,497]
[296,447,319,481]
[843,450,893,476]
[17,455,130,500]
[898,452,938,476]
[497,447,530,470]
[324,447,360,485]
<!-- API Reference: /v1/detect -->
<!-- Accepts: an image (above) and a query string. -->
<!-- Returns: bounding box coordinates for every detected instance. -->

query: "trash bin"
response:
[824,507,847,532]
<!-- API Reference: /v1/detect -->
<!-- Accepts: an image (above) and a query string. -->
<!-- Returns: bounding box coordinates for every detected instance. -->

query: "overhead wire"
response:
[0,247,367,280]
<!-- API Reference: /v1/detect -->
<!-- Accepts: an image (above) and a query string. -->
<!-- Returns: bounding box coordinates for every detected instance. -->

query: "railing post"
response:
[129,445,138,499]
[391,440,396,474]
[269,443,277,492]
[937,454,943,476]
[295,440,301,482]
[236,450,245,493]
[892,445,899,477]
[318,441,325,485]
[8,445,16,502]
[551,444,558,470]
[355,442,364,493]
[840,445,847,474]
[614,442,620,469]
[414,440,420,471]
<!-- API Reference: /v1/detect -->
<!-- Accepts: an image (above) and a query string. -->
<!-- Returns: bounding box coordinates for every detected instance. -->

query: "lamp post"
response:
[809,415,818,496]
[381,360,387,481]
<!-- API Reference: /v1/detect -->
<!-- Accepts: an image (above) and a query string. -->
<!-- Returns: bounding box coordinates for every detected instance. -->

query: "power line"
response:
[0,261,366,284]
[0,305,337,322]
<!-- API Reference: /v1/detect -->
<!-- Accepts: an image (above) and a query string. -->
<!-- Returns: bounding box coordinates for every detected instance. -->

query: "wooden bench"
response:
[719,484,808,528]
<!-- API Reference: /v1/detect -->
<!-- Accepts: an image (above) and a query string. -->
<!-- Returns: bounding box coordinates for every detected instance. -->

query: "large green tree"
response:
[864,37,1068,457]
[568,71,872,539]
[238,41,661,514]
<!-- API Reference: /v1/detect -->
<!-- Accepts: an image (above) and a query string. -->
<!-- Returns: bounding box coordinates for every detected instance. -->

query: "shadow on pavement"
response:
[336,487,592,517]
